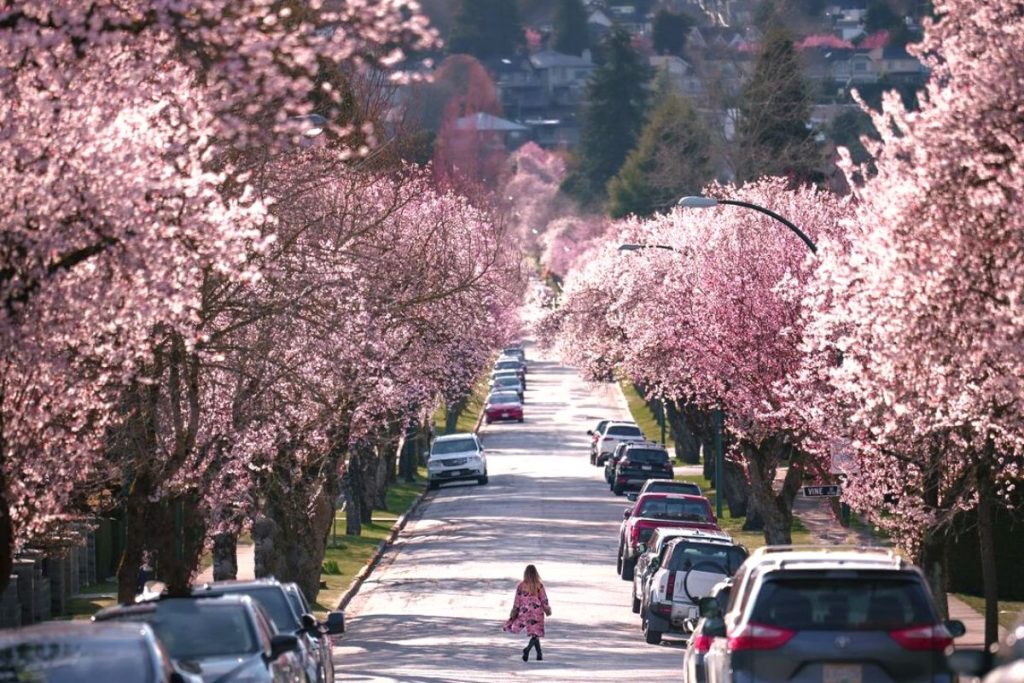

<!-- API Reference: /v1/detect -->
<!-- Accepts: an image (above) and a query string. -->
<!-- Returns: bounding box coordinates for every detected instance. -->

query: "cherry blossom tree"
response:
[792,0,1024,644]
[0,0,438,595]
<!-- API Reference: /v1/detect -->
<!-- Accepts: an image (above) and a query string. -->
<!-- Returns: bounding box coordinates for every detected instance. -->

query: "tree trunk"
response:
[152,495,206,597]
[344,454,363,536]
[117,470,154,603]
[723,459,752,521]
[917,450,948,617]
[0,478,14,596]
[444,398,466,434]
[743,436,803,545]
[253,513,284,579]
[212,532,238,581]
[976,461,999,650]
[666,400,700,464]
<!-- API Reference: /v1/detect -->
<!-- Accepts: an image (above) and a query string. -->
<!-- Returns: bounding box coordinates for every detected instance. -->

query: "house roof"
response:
[455,112,529,132]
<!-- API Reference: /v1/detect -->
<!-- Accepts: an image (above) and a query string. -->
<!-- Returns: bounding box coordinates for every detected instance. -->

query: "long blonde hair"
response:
[522,564,543,595]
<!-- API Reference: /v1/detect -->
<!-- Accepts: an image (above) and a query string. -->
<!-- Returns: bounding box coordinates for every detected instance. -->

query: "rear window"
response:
[668,542,748,574]
[636,498,711,522]
[495,376,520,386]
[644,480,701,495]
[489,392,520,404]
[607,425,642,437]
[750,574,936,631]
[210,586,300,631]
[625,448,669,464]
[431,438,477,455]
[113,602,259,659]
[0,639,153,683]
[495,361,521,369]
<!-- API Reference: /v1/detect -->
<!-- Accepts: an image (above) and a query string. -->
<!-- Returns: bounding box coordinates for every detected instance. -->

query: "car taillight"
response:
[727,623,796,651]
[888,624,954,651]
[630,525,641,544]
[690,633,714,653]
[665,572,675,602]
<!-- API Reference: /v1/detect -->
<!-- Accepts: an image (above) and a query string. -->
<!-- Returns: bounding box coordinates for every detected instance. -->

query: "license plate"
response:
[641,465,652,471]
[501,412,509,417]
[823,664,862,683]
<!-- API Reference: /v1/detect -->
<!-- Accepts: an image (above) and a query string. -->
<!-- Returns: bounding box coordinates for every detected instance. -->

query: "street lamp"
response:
[617,243,677,252]
[677,195,818,254]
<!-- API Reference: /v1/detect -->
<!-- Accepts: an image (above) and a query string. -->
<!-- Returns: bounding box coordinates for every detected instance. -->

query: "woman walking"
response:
[503,564,551,661]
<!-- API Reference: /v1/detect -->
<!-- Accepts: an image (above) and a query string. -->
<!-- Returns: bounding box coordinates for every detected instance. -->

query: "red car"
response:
[484,392,524,424]
[617,493,720,580]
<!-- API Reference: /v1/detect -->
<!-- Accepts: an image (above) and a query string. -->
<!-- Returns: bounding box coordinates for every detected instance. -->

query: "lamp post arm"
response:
[717,199,818,254]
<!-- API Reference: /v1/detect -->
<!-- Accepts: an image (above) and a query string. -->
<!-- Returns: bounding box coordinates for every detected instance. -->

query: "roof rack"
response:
[749,545,896,558]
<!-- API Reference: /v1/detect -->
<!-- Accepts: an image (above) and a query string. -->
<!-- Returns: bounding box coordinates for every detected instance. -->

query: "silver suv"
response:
[703,546,965,683]
[427,433,488,489]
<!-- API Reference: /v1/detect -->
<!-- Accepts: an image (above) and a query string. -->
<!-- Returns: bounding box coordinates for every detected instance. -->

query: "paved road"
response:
[332,347,683,681]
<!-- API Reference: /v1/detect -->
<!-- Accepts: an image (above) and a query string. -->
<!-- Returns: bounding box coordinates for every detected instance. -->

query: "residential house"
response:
[455,112,530,151]
[876,45,928,85]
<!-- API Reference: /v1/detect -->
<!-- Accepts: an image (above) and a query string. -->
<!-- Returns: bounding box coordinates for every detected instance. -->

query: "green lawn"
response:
[674,472,813,551]
[620,380,676,452]
[314,467,427,617]
[953,593,1024,630]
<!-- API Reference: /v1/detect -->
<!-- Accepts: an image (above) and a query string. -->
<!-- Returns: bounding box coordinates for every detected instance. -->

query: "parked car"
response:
[484,391,524,424]
[490,368,526,390]
[631,527,709,615]
[493,357,526,381]
[618,493,719,581]
[488,374,524,401]
[595,422,645,466]
[627,478,702,501]
[0,620,203,683]
[282,582,340,683]
[95,594,304,683]
[425,432,488,488]
[610,443,674,495]
[501,346,526,363]
[702,546,964,683]
[639,531,747,645]
[195,578,344,683]
[682,579,732,683]
[587,419,614,464]
[948,615,1024,682]
[604,441,632,485]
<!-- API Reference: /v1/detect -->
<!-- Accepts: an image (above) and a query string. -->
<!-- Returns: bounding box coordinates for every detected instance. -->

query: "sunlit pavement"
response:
[331,345,684,681]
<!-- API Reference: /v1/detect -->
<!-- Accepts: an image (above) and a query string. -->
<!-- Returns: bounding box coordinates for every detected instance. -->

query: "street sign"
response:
[803,485,841,497]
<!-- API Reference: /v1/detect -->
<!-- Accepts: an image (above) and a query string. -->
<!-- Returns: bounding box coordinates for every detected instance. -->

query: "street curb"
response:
[335,483,428,613]
[335,405,486,613]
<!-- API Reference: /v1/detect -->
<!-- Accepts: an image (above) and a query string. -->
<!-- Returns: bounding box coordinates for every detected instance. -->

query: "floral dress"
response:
[502,582,550,637]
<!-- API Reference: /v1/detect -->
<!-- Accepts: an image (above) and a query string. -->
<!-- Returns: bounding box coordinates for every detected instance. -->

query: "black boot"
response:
[522,643,530,661]
[534,638,543,661]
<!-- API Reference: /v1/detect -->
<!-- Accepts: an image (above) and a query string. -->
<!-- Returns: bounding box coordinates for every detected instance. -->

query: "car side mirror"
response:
[944,619,966,638]
[699,596,722,618]
[946,649,992,677]
[269,633,300,660]
[626,493,638,502]
[300,613,318,632]
[623,508,631,519]
[325,610,346,635]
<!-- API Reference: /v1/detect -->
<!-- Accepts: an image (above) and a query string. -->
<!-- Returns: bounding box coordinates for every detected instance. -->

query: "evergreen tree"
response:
[448,0,525,59]
[561,29,652,204]
[736,29,819,182]
[607,93,714,218]
[652,9,693,56]
[553,0,590,56]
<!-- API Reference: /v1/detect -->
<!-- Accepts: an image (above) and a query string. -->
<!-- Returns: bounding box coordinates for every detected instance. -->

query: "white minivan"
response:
[427,433,488,489]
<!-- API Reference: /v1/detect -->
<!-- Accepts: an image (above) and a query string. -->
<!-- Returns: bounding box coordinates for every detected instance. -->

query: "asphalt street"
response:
[332,345,684,681]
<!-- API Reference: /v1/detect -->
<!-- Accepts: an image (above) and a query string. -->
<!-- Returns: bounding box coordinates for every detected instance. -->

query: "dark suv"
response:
[610,443,673,495]
[703,546,965,683]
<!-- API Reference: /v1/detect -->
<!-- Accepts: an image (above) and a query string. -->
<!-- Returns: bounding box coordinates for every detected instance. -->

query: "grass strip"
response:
[619,380,676,452]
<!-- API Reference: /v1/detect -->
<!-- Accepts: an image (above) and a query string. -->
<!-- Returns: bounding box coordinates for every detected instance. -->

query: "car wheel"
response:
[631,595,641,614]
[643,620,662,645]
[478,474,488,485]
[616,542,624,575]
[517,417,524,423]
[621,555,635,581]
[613,484,624,496]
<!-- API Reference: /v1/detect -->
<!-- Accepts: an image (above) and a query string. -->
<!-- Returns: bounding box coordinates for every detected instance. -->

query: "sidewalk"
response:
[792,492,1004,648]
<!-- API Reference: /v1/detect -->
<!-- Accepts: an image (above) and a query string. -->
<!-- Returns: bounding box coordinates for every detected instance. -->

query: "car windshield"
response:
[636,498,711,522]
[495,376,520,386]
[0,639,153,683]
[667,542,748,574]
[495,361,521,370]
[210,587,300,631]
[644,481,701,495]
[489,393,520,405]
[114,602,259,659]
[751,574,936,631]
[624,448,668,464]
[431,438,477,455]
[607,425,642,437]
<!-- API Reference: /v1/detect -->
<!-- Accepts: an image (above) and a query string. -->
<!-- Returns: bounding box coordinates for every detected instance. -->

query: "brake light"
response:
[630,525,641,544]
[690,632,714,653]
[665,572,675,602]
[888,624,954,651]
[727,623,796,651]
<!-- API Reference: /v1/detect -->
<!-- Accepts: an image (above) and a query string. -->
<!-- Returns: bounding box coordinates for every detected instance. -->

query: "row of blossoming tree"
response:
[1,1,523,604]
[539,0,1022,647]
